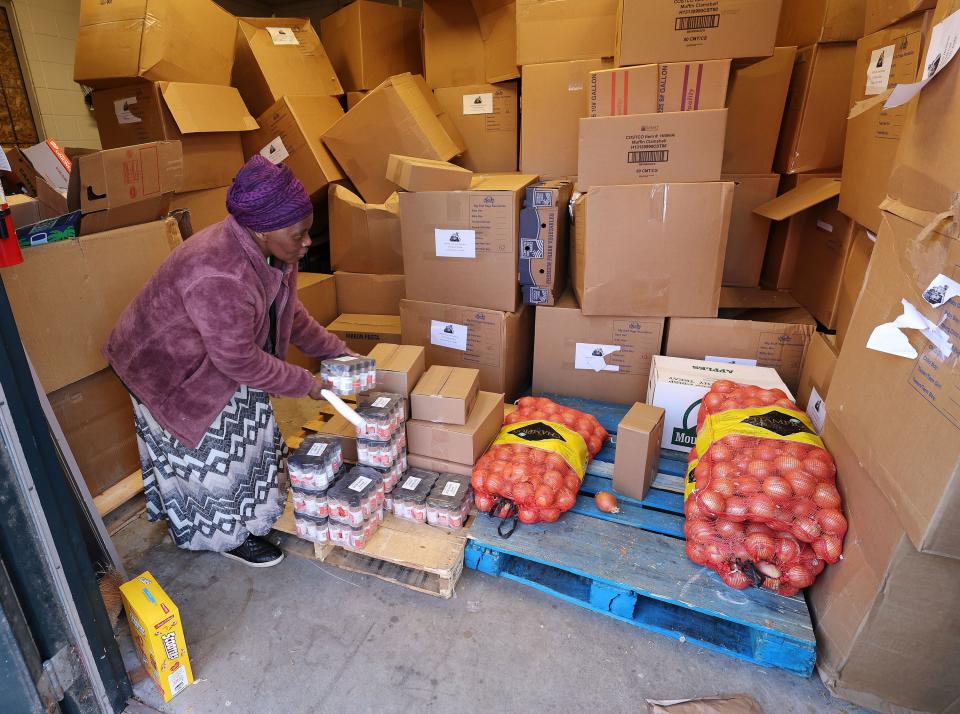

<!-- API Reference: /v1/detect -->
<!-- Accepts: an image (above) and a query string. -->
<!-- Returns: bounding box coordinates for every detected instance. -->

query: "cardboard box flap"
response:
[621,402,665,432]
[330,314,402,331]
[848,90,892,120]
[369,343,421,371]
[414,366,478,399]
[238,16,307,33]
[470,173,539,191]
[754,178,842,221]
[159,83,258,134]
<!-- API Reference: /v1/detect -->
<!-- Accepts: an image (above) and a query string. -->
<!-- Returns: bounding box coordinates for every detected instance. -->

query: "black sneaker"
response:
[222,535,284,568]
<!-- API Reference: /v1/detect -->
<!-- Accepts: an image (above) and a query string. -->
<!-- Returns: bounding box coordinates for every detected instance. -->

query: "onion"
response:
[755,561,781,579]
[539,507,561,523]
[555,487,576,511]
[595,491,620,514]
[518,507,540,524]
[534,485,555,508]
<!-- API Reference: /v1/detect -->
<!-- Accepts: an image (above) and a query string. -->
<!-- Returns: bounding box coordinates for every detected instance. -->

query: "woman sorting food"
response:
[103,156,351,568]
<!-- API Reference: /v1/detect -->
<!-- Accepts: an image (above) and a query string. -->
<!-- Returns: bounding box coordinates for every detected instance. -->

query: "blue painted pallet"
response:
[465,394,816,676]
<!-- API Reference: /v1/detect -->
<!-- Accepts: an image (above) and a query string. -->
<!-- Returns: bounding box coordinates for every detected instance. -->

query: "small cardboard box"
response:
[328,186,402,274]
[320,1,422,92]
[322,73,466,203]
[411,366,480,424]
[169,187,229,234]
[647,355,792,452]
[368,343,426,397]
[406,390,504,464]
[834,224,874,350]
[516,0,618,65]
[795,331,838,411]
[573,182,734,317]
[617,0,781,65]
[518,180,574,306]
[327,314,402,355]
[720,173,781,287]
[433,82,519,172]
[315,414,358,463]
[233,18,342,117]
[334,272,405,315]
[386,155,473,192]
[589,65,659,117]
[287,273,338,372]
[422,0,518,88]
[777,0,867,46]
[613,403,665,500]
[242,96,345,201]
[578,110,727,190]
[864,0,935,34]
[120,572,193,702]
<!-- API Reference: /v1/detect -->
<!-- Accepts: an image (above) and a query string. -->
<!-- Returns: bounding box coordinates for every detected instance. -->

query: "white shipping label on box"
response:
[816,220,834,233]
[434,229,476,258]
[574,343,621,372]
[922,273,960,308]
[867,298,953,359]
[260,137,289,165]
[886,9,960,107]
[114,97,142,124]
[430,320,468,351]
[865,45,895,95]
[266,27,299,45]
[806,386,827,434]
[462,93,494,115]
[706,355,758,366]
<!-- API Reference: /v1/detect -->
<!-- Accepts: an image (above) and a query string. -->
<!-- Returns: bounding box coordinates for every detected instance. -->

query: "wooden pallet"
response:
[464,395,817,677]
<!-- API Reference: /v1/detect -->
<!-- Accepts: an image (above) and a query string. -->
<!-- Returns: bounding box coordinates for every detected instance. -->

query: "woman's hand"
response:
[308,376,326,400]
[340,349,362,358]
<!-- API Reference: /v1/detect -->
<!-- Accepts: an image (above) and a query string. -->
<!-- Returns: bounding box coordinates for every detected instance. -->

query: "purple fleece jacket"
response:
[103,215,346,448]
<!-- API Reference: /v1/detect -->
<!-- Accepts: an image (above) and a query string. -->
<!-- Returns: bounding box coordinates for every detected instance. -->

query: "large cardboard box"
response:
[722,47,798,174]
[664,307,817,392]
[588,61,731,117]
[399,173,537,312]
[834,224,875,349]
[287,273,338,372]
[367,343,426,397]
[328,185,402,274]
[796,331,838,410]
[720,174,780,287]
[777,0,867,46]
[334,272,405,315]
[399,300,534,399]
[588,65,659,117]
[612,403,665,501]
[91,82,258,193]
[327,314,402,355]
[321,73,465,203]
[433,83,519,173]
[827,208,960,558]
[518,180,574,306]
[75,0,235,88]
[1,218,182,393]
[411,366,480,425]
[406,391,504,465]
[573,182,734,317]
[233,18,342,117]
[515,0,617,65]
[242,96,345,201]
[319,1,421,92]
[865,0,937,33]
[775,43,857,174]
[578,110,727,190]
[811,419,960,713]
[169,187,229,234]
[617,0,782,66]
[532,293,664,404]
[839,13,929,232]
[520,59,611,179]
[422,0,518,88]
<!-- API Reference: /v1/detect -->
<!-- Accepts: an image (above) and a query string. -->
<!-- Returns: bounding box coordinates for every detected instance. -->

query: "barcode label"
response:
[627,150,670,164]
[675,14,720,31]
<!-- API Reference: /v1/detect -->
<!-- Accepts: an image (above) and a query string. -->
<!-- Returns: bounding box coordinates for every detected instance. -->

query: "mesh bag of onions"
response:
[471,397,609,535]
[683,380,846,596]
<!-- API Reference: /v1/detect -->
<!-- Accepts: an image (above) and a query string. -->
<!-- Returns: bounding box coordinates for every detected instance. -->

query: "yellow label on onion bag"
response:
[684,407,825,499]
[492,419,589,479]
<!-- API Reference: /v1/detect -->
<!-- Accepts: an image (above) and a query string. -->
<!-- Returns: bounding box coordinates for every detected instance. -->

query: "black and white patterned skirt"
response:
[132,385,287,552]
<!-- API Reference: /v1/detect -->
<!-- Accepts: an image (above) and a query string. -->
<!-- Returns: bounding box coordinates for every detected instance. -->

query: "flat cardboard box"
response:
[795,331,838,409]
[400,173,537,312]
[406,391,504,465]
[588,65,659,117]
[8,194,41,229]
[407,453,473,477]
[75,0,236,88]
[827,208,960,558]
[664,307,817,392]
[386,155,473,192]
[327,314,402,355]
[422,0,518,88]
[865,0,936,33]
[319,1,422,92]
[520,59,612,179]
[334,272,405,315]
[411,366,480,424]
[242,96,345,201]
[169,187,229,234]
[612,403,665,500]
[532,292,665,404]
[328,185,402,274]
[433,82,519,173]
[573,182,734,317]
[775,43,857,174]
[777,0,867,46]
[578,110,727,190]
[617,0,782,65]
[233,18,342,117]
[399,300,534,399]
[1,217,182,393]
[315,414,358,463]
[287,273,338,372]
[367,344,426,396]
[516,0,617,65]
[834,224,875,350]
[518,180,574,306]
[647,355,792,452]
[91,82,258,192]
[811,419,960,713]
[321,73,466,203]
[723,47,798,174]
[720,174,780,287]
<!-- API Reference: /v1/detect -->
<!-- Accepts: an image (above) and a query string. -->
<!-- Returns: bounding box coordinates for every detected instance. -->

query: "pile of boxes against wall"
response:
[2,1,959,711]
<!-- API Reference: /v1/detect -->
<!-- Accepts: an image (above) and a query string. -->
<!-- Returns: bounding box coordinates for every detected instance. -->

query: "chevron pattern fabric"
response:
[132,386,287,552]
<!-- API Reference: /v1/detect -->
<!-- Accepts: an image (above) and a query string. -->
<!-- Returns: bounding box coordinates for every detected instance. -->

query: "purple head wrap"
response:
[226,155,313,232]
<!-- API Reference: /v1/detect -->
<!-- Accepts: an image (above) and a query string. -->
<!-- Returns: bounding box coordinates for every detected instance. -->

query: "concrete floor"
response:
[113,514,870,714]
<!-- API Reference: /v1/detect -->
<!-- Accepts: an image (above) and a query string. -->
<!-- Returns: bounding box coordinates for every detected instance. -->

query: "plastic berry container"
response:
[426,474,473,529]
